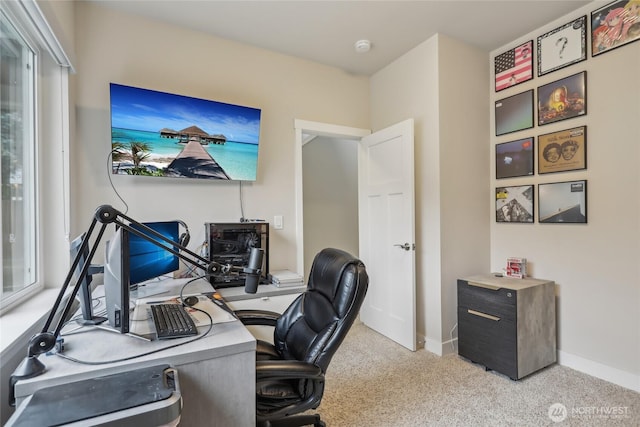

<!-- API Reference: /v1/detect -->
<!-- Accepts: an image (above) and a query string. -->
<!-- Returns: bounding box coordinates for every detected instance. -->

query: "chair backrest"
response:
[273,248,368,372]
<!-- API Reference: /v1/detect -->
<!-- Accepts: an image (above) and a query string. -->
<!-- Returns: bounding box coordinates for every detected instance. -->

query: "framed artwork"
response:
[495,137,534,179]
[539,180,587,223]
[537,71,586,126]
[496,185,534,223]
[495,40,533,92]
[538,126,587,174]
[537,16,587,76]
[495,90,534,136]
[591,0,640,57]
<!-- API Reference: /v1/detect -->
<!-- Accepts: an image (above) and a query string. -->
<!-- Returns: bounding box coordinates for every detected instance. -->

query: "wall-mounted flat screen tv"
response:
[110,83,261,181]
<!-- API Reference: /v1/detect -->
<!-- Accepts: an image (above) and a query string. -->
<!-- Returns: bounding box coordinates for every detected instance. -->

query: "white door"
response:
[358,119,416,351]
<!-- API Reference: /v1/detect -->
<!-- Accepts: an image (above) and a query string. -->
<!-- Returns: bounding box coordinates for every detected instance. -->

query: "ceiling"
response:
[91,0,591,76]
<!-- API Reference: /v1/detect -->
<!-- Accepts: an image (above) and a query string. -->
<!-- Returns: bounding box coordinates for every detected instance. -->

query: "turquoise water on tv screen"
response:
[112,128,259,181]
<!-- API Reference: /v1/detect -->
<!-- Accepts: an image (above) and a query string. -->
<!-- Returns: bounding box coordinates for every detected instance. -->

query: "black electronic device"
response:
[176,219,190,247]
[243,248,264,294]
[205,222,269,288]
[183,296,199,307]
[150,304,198,339]
[69,233,106,326]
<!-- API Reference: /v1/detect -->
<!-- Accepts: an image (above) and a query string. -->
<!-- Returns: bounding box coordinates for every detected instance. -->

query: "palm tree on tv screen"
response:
[111,141,159,176]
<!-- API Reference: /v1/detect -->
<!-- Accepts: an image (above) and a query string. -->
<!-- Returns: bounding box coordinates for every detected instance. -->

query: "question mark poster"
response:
[537,16,587,76]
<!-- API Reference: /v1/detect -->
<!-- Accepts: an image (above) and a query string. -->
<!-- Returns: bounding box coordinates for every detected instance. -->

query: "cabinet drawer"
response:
[457,280,516,321]
[457,307,517,379]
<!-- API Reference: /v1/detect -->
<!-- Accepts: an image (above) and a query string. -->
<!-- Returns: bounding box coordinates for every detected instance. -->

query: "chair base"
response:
[258,413,325,427]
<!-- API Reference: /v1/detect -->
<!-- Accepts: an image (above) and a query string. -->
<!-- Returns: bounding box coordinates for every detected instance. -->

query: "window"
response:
[1,10,38,307]
[0,1,72,315]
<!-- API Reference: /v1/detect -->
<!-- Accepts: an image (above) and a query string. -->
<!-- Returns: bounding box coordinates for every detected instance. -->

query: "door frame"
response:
[293,119,370,275]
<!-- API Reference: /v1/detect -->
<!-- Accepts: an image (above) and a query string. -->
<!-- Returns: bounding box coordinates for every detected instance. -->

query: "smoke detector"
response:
[354,39,371,53]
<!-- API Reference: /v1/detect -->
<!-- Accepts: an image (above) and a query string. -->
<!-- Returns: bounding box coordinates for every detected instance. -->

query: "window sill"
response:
[0,289,58,359]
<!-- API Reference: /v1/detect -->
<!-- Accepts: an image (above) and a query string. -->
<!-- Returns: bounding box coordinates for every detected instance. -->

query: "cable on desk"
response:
[55,309,213,365]
[55,276,214,366]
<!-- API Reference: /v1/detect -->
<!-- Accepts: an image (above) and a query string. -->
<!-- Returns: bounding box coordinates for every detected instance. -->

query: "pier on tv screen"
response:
[109,83,261,181]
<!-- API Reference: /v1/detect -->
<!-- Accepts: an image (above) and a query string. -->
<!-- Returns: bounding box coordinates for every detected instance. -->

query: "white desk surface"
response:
[219,282,306,302]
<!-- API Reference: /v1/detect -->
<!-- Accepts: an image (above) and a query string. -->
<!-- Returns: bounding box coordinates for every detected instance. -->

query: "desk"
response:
[13,278,256,427]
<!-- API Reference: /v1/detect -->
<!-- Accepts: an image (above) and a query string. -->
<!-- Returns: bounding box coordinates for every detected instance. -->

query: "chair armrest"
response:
[256,360,323,381]
[234,309,280,326]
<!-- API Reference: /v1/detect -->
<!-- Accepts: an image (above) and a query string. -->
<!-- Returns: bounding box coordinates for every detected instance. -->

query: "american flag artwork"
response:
[495,41,533,92]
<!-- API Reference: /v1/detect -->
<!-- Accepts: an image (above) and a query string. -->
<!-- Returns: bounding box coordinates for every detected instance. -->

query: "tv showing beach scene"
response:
[110,83,261,181]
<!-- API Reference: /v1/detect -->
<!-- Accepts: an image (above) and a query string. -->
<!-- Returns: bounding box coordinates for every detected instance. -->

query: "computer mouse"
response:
[183,296,199,307]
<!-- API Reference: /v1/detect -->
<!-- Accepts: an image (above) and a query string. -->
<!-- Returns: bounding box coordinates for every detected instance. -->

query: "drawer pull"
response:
[467,281,500,290]
[467,309,500,321]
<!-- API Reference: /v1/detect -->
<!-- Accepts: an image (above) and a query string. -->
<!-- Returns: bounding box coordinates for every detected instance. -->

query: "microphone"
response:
[243,248,264,294]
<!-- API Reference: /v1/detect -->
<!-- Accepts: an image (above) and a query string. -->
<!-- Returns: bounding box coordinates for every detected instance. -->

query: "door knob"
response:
[394,243,413,251]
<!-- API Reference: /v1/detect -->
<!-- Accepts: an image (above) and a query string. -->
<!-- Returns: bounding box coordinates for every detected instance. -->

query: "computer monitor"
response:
[103,221,180,333]
[69,233,106,325]
[129,221,180,286]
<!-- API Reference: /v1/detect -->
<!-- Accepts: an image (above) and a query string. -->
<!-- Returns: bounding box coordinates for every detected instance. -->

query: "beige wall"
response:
[438,36,491,343]
[371,34,490,354]
[72,2,369,271]
[490,3,640,389]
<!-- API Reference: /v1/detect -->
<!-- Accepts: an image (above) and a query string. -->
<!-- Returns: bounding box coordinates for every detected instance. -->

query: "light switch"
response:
[274,215,283,230]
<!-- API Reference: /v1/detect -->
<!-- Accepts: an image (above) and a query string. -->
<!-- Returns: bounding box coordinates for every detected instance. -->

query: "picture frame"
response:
[495,40,533,92]
[537,71,586,126]
[495,137,534,179]
[591,0,640,57]
[495,90,534,136]
[537,16,587,76]
[496,185,534,223]
[539,180,587,223]
[538,126,587,174]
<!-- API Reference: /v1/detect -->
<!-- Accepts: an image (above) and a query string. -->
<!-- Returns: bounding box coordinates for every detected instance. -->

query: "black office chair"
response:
[235,248,369,427]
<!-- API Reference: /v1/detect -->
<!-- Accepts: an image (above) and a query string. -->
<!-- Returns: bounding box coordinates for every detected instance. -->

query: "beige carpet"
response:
[313,322,639,426]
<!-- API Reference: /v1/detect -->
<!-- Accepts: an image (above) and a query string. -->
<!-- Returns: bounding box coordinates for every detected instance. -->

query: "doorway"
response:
[294,119,417,351]
[302,135,359,275]
[293,120,370,276]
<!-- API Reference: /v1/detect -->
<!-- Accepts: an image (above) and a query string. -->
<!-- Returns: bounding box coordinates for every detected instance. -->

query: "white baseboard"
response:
[424,337,442,356]
[424,337,458,356]
[423,337,638,392]
[558,350,640,393]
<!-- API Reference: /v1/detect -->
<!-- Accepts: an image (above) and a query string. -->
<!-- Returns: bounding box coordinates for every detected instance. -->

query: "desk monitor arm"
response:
[8,205,221,406]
